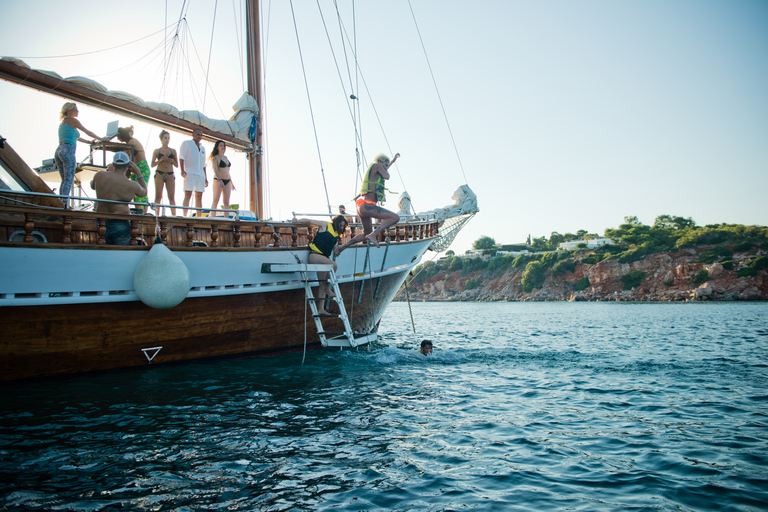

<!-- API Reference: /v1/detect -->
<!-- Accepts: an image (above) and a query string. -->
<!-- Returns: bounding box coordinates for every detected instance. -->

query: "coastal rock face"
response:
[403,247,768,302]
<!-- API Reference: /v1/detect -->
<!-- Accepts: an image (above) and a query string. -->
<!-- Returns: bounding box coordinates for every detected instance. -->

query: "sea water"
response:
[1,302,767,511]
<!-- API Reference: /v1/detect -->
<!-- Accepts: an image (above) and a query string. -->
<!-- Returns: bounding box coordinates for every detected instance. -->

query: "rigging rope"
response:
[12,25,175,59]
[403,276,416,334]
[290,0,332,215]
[202,0,219,112]
[325,13,407,195]
[392,249,441,301]
[407,0,468,185]
[315,0,367,204]
[266,224,312,364]
[232,0,246,94]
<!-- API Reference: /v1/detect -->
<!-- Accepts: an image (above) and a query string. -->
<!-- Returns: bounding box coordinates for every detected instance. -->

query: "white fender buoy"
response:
[134,240,191,309]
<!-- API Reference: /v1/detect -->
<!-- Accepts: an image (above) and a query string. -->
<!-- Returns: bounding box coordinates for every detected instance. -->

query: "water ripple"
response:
[1,302,767,511]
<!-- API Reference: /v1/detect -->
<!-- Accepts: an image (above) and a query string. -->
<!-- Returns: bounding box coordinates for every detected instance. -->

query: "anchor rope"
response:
[403,276,416,334]
[392,247,441,301]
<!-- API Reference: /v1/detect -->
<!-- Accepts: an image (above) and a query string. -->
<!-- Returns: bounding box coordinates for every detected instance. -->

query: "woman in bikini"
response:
[150,130,178,215]
[210,140,235,214]
[339,152,401,249]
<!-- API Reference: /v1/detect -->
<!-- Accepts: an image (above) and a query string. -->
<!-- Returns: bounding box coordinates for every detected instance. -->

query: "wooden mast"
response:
[246,0,265,219]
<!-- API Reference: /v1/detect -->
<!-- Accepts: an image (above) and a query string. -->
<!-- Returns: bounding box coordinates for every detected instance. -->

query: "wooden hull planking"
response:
[0,270,408,382]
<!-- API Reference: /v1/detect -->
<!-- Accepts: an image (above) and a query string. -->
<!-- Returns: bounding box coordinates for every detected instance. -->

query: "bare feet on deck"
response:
[365,233,380,248]
[323,285,335,298]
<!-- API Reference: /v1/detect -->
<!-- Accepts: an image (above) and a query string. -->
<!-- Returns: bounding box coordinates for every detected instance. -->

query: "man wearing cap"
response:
[338,204,356,224]
[179,128,208,216]
[90,151,148,245]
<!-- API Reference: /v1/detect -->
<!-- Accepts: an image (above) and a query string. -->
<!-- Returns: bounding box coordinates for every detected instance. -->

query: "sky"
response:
[0,0,766,255]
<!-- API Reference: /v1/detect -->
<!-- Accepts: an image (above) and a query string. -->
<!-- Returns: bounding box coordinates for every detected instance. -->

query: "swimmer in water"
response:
[420,339,433,356]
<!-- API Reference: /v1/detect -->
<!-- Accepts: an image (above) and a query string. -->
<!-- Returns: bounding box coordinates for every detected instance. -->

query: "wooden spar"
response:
[0,58,252,152]
[246,0,265,219]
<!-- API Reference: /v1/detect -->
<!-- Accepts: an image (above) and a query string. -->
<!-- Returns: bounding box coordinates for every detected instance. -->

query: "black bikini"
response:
[215,158,231,185]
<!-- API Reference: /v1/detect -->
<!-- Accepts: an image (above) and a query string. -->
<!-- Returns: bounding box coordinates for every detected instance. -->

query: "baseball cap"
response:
[113,151,130,165]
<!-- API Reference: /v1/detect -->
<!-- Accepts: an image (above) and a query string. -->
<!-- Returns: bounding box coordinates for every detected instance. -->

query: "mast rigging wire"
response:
[407,0,468,186]
[262,0,273,218]
[315,0,366,200]
[233,0,246,94]
[202,0,219,112]
[328,15,406,196]
[333,0,365,199]
[289,0,332,215]
[12,25,175,60]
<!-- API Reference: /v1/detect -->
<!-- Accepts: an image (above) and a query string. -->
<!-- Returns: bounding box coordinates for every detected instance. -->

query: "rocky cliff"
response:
[403,247,768,302]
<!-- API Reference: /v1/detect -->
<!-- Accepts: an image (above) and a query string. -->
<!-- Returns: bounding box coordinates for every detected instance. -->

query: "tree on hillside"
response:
[624,215,642,226]
[549,232,565,247]
[654,215,696,230]
[672,216,696,230]
[473,236,496,250]
[521,261,546,292]
[445,250,455,256]
[531,236,549,251]
[654,215,675,229]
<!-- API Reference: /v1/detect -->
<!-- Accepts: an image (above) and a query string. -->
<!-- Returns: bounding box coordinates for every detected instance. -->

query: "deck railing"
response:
[0,190,439,249]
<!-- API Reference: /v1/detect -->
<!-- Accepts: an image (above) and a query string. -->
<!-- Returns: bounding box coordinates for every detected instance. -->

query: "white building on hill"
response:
[558,238,615,251]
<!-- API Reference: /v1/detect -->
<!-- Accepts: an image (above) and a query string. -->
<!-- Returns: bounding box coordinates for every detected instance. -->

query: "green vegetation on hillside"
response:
[406,216,767,290]
[620,270,646,290]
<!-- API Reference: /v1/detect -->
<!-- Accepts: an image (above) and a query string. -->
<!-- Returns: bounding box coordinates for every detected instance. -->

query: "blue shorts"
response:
[105,219,131,246]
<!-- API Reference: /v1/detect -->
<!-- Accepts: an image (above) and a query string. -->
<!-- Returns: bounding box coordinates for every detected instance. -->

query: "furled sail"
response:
[0,57,257,152]
[419,185,479,252]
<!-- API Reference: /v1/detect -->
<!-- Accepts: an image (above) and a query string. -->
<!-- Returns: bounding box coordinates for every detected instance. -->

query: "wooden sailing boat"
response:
[0,1,477,382]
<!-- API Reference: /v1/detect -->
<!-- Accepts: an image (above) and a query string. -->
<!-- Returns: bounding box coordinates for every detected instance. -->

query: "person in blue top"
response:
[54,102,107,206]
[293,215,349,316]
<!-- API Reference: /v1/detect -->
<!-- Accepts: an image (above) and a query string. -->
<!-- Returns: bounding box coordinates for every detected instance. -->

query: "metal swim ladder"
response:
[262,263,376,348]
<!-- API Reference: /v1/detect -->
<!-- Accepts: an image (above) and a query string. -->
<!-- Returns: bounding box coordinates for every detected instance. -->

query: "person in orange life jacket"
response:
[293,215,349,316]
[341,152,401,249]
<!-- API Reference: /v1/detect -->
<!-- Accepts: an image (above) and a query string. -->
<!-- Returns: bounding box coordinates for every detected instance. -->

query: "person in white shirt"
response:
[178,128,208,216]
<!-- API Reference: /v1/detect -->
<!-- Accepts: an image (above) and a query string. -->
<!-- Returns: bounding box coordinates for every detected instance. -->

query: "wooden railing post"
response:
[233,224,242,247]
[23,212,35,243]
[211,223,219,248]
[61,215,72,244]
[186,223,194,247]
[160,221,168,244]
[97,218,106,245]
[252,225,260,248]
[130,219,140,246]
